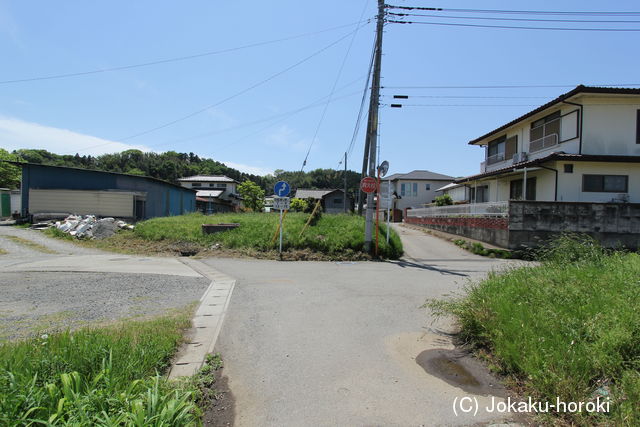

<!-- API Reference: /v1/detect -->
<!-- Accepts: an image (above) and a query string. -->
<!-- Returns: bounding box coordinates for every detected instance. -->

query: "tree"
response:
[435,194,453,206]
[0,149,22,189]
[238,180,265,212]
[289,198,308,212]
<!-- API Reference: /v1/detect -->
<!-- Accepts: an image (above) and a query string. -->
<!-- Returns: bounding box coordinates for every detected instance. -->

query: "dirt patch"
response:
[202,368,236,427]
[415,348,506,396]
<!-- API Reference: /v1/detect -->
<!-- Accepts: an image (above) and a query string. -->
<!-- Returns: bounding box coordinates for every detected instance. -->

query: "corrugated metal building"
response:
[13,163,196,220]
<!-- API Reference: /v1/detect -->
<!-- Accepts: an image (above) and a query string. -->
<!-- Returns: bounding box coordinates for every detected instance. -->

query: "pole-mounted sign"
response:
[360,177,378,194]
[273,181,290,256]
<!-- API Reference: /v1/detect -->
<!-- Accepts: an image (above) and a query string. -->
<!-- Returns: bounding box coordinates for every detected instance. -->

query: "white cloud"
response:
[0,116,153,156]
[265,125,311,153]
[220,160,274,176]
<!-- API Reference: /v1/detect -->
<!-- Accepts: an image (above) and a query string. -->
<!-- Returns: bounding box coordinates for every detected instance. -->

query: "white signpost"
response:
[379,179,392,243]
[272,182,291,255]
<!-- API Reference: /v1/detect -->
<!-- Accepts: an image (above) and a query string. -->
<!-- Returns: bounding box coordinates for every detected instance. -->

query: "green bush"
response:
[434,194,453,206]
[428,235,640,425]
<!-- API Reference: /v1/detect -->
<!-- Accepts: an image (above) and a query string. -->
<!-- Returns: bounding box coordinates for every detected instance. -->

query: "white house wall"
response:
[555,161,640,203]
[581,98,640,156]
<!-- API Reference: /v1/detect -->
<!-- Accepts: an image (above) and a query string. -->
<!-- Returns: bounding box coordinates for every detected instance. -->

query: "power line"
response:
[387,19,640,31]
[387,103,540,107]
[0,20,371,85]
[383,83,640,89]
[337,34,376,168]
[301,0,371,171]
[388,12,640,24]
[118,26,368,142]
[385,5,640,16]
[387,95,551,99]
[67,77,366,154]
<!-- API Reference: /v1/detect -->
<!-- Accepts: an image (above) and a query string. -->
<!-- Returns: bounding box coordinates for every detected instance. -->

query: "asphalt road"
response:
[0,226,209,340]
[205,225,523,426]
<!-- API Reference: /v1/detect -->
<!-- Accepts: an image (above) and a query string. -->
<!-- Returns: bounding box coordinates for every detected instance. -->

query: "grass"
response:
[2,235,58,254]
[0,312,207,425]
[428,234,640,425]
[452,238,512,258]
[52,212,404,260]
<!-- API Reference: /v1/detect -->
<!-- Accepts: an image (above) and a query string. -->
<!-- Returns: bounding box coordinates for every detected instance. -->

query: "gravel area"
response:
[0,272,209,341]
[0,226,105,257]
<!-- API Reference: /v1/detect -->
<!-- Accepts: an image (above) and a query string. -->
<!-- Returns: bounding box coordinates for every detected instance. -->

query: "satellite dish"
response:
[378,160,389,177]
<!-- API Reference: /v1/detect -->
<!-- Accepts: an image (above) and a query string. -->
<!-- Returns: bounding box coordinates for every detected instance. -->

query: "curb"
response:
[169,258,236,378]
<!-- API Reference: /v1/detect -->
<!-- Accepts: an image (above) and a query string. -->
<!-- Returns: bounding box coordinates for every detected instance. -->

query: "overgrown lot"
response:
[0,313,215,425]
[429,235,640,425]
[58,212,403,260]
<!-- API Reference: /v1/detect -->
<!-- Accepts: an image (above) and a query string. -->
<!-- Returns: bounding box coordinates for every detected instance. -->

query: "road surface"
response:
[206,225,522,426]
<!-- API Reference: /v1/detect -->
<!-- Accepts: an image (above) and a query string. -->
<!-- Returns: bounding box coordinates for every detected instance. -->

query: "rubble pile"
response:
[43,215,134,239]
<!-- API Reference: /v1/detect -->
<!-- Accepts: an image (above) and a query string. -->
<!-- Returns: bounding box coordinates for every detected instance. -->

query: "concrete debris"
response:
[42,215,135,239]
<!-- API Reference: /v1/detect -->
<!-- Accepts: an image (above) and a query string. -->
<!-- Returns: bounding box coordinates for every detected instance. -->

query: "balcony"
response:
[486,152,506,165]
[529,133,558,152]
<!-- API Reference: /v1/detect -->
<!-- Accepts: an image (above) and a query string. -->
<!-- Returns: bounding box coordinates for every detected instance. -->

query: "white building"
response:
[459,85,640,203]
[385,170,455,210]
[177,175,242,212]
[434,182,469,203]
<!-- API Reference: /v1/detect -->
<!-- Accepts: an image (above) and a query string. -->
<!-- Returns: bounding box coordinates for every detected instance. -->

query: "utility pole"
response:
[363,0,385,252]
[343,152,348,213]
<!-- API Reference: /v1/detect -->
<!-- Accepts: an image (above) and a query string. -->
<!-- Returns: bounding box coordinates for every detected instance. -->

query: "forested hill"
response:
[1,148,363,195]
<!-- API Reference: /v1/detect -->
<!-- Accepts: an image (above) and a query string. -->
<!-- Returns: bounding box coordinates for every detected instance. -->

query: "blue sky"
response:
[1,0,639,177]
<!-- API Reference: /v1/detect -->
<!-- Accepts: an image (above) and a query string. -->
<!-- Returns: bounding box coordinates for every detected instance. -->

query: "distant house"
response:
[384,170,455,210]
[294,189,352,213]
[10,162,196,220]
[177,175,242,213]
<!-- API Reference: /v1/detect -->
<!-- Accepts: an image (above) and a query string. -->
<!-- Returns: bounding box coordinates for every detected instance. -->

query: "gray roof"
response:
[386,170,454,181]
[195,190,224,198]
[178,175,238,183]
[294,188,344,199]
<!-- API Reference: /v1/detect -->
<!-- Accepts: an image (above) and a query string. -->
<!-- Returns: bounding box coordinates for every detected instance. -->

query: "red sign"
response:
[360,177,378,193]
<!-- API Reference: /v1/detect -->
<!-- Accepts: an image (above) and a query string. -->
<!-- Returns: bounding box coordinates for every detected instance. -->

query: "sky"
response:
[1,0,639,178]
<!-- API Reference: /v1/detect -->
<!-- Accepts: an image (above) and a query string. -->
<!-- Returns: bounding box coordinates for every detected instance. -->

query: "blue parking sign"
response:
[274,181,290,197]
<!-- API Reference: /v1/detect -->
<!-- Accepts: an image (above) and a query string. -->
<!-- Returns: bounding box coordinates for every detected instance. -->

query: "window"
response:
[191,182,202,187]
[216,183,227,189]
[425,184,431,191]
[400,183,406,197]
[487,135,506,164]
[564,164,574,173]
[412,183,418,197]
[401,183,417,197]
[530,111,561,151]
[509,177,537,200]
[470,185,489,203]
[583,175,628,192]
[333,198,342,204]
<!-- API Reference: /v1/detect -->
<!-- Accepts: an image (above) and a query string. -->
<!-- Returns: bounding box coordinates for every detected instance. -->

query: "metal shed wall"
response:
[20,164,195,219]
[29,189,135,217]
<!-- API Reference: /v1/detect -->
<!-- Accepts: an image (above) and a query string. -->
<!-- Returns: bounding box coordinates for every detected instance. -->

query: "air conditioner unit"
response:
[512,152,528,164]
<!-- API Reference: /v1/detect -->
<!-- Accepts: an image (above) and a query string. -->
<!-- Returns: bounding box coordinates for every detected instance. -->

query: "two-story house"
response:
[458,86,640,203]
[385,170,455,210]
[177,175,242,213]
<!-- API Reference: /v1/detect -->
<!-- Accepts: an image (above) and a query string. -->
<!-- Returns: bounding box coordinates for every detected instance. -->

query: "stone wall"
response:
[509,201,640,250]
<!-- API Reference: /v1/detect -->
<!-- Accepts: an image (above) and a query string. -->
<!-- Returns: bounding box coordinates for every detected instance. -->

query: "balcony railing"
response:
[486,152,506,165]
[407,201,509,218]
[529,133,558,152]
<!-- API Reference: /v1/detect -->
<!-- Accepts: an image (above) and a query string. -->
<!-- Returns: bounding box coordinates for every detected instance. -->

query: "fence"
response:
[406,201,509,218]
